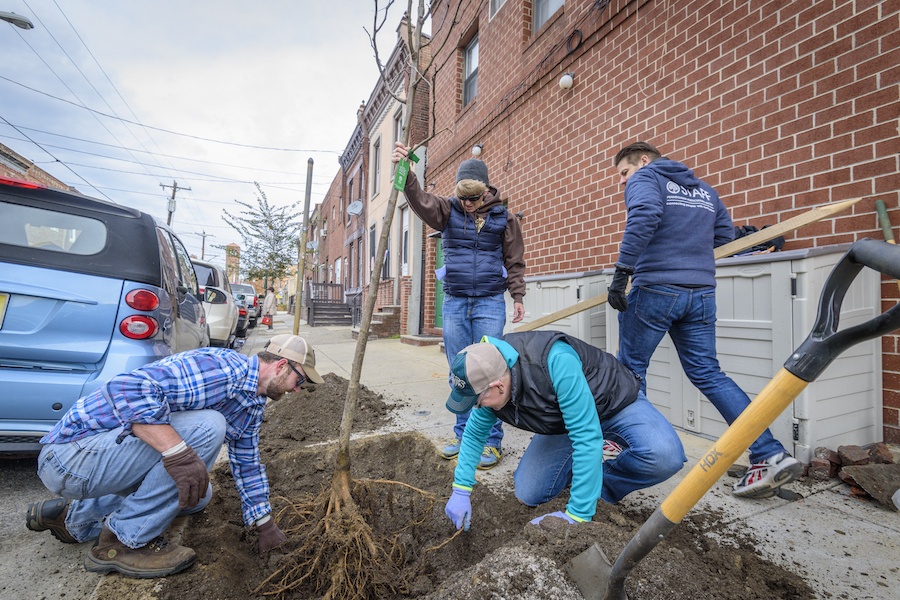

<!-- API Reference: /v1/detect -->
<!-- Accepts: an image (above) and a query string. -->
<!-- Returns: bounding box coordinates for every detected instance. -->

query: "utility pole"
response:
[293,158,314,335]
[193,230,214,259]
[160,180,191,226]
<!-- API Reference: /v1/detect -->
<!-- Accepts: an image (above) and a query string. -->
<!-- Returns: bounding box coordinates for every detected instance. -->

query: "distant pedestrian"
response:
[25,335,325,578]
[608,141,801,499]
[262,287,277,330]
[391,141,526,470]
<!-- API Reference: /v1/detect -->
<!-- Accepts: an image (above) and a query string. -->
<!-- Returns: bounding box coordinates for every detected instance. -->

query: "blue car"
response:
[0,177,210,455]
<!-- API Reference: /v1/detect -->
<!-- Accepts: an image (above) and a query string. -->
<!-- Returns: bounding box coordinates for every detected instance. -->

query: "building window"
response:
[372,139,381,196]
[391,109,403,176]
[401,207,410,277]
[381,232,391,281]
[347,181,353,224]
[463,34,479,107]
[490,0,507,18]
[369,224,377,278]
[534,0,563,32]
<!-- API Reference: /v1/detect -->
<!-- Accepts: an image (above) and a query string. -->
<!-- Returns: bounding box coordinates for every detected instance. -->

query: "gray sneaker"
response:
[440,439,461,459]
[732,452,802,499]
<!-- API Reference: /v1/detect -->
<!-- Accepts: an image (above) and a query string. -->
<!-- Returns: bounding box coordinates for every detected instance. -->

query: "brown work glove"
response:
[162,444,209,509]
[258,518,288,554]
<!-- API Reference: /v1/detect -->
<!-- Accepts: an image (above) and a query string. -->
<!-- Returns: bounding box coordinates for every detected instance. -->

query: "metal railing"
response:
[306,282,344,304]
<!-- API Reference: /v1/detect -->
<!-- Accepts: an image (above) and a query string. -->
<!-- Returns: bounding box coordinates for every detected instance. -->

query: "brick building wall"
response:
[425,0,900,441]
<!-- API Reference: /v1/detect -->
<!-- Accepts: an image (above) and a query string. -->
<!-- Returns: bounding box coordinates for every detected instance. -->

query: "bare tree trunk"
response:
[334,0,428,489]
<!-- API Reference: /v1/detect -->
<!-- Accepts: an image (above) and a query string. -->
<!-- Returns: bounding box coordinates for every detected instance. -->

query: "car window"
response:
[169,233,200,294]
[156,228,180,295]
[194,262,216,288]
[0,201,107,254]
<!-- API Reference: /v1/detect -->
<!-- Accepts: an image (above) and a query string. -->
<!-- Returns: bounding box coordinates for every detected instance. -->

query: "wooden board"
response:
[514,197,862,333]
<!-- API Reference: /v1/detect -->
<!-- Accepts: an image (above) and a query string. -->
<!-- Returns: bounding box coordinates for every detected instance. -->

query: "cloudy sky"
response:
[1,0,416,262]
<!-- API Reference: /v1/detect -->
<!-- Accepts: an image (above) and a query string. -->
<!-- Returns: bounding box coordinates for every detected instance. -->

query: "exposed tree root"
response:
[254,477,446,600]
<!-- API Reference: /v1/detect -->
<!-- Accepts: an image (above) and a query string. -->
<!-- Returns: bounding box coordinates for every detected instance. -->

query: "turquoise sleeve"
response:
[452,406,494,489]
[547,342,603,521]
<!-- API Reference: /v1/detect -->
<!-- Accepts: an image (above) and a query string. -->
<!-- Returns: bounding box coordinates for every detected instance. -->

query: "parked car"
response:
[0,176,209,455]
[192,258,238,348]
[231,283,260,327]
[232,291,249,338]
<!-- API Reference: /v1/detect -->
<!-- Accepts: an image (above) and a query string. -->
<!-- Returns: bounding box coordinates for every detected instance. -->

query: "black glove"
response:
[162,444,210,509]
[608,264,634,312]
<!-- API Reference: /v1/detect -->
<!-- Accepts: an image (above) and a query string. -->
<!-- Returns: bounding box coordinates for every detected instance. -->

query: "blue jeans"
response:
[37,410,226,548]
[513,393,685,505]
[442,293,505,448]
[617,284,785,463]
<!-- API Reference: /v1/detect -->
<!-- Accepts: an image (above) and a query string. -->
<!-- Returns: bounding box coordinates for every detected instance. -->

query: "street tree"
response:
[258,2,472,598]
[221,182,303,286]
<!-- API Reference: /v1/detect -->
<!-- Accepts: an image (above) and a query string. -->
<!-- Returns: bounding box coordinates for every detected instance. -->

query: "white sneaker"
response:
[732,452,802,499]
[603,439,624,460]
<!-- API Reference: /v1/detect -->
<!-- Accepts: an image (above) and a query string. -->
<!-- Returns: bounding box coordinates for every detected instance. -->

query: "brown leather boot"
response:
[26,498,78,544]
[85,525,195,578]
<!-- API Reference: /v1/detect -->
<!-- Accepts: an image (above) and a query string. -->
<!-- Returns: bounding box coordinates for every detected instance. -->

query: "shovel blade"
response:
[565,543,623,600]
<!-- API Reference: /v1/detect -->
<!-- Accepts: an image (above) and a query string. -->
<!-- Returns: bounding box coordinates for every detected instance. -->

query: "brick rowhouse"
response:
[422,0,900,442]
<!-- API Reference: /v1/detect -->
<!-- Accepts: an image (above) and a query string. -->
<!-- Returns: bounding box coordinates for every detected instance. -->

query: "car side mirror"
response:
[205,286,227,304]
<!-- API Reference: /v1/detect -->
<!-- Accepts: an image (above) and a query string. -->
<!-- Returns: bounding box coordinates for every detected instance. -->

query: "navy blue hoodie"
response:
[616,158,734,287]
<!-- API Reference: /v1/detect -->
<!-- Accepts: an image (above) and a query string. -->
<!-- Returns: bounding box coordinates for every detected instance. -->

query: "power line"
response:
[0,74,343,153]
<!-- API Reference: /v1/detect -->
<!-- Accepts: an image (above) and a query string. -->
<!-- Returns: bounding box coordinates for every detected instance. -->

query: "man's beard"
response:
[265,370,295,401]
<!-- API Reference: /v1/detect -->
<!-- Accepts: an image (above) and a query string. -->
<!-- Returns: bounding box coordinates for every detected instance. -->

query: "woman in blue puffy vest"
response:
[392,141,526,469]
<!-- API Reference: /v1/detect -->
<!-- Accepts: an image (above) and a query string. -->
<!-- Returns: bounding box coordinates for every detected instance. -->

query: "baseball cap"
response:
[264,334,325,384]
[446,342,507,414]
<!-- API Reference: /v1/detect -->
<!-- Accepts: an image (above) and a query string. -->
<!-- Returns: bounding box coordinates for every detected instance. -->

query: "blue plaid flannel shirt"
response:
[41,347,272,526]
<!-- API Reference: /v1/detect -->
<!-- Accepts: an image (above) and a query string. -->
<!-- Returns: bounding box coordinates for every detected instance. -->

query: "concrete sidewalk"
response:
[247,313,900,600]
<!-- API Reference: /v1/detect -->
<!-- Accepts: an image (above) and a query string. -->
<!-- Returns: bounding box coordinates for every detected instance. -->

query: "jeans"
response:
[617,284,785,463]
[513,393,685,505]
[442,293,505,448]
[37,410,226,548]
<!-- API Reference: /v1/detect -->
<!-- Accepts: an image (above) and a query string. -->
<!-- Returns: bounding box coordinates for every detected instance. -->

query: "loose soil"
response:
[97,373,814,600]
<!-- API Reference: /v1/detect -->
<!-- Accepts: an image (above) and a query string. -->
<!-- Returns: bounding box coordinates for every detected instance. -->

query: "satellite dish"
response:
[306,240,319,250]
[347,200,363,216]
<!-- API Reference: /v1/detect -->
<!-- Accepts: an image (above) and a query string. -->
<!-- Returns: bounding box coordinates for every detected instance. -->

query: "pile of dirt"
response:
[96,374,814,600]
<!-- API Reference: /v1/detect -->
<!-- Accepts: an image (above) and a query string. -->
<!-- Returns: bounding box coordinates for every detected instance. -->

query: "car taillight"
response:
[239,307,247,316]
[125,289,160,311]
[119,315,159,339]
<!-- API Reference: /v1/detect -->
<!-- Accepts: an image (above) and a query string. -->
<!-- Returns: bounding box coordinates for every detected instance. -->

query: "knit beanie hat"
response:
[456,159,489,187]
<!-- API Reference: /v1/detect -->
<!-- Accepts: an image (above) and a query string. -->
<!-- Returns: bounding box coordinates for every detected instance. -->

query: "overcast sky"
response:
[1,0,414,263]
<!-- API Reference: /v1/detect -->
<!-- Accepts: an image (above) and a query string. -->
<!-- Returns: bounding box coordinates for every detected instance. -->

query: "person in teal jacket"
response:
[444,331,685,529]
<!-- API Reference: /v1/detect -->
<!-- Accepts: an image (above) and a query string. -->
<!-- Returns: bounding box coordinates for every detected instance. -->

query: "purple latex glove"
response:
[445,488,472,531]
[530,510,576,526]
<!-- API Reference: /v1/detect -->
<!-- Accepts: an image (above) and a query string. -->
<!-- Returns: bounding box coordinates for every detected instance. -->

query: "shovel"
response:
[566,238,900,600]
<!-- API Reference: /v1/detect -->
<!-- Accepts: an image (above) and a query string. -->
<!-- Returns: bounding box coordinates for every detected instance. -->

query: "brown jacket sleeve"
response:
[503,212,526,302]
[403,171,451,232]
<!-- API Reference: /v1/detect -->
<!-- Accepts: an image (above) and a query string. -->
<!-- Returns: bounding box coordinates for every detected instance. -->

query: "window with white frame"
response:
[463,34,479,107]
[400,207,410,276]
[372,139,381,195]
[490,0,507,18]
[391,109,403,176]
[369,225,376,277]
[534,0,564,32]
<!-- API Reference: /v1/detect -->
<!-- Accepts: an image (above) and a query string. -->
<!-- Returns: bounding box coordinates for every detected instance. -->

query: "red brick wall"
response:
[428,0,900,440]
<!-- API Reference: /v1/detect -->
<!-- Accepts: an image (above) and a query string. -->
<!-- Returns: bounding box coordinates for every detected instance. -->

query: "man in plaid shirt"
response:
[25,334,324,578]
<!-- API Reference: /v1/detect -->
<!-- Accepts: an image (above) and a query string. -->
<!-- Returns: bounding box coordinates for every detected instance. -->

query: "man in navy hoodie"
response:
[607,141,802,499]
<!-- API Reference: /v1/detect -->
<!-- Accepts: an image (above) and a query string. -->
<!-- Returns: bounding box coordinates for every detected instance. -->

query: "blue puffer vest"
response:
[442,199,508,297]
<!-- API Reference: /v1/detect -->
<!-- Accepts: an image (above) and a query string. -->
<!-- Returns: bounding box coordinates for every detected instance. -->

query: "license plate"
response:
[0,292,7,329]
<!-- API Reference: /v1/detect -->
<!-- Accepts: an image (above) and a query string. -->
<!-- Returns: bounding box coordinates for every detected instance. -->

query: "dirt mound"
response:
[95,374,814,600]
